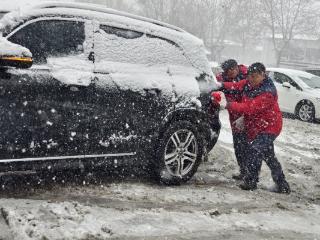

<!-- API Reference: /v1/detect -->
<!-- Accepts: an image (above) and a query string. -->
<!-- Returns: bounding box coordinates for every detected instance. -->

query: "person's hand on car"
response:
[211,91,228,110]
[211,91,222,104]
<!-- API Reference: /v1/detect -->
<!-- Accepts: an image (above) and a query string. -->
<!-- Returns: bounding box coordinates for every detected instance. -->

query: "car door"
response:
[86,23,175,156]
[4,18,94,162]
[272,72,302,113]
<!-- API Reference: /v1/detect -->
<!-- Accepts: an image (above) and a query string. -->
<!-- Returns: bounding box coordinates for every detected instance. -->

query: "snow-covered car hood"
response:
[0,36,31,57]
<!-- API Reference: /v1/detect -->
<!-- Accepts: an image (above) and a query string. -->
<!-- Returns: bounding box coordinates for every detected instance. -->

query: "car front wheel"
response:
[297,102,315,122]
[155,121,203,185]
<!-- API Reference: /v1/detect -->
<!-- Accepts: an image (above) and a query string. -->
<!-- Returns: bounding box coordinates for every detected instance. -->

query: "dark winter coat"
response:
[223,77,283,142]
[216,65,247,132]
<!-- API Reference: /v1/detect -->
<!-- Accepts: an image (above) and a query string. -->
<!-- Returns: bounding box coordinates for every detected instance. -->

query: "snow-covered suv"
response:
[0,2,220,184]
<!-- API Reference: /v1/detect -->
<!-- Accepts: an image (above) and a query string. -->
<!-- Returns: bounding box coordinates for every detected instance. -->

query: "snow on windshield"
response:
[298,75,320,89]
[0,36,31,57]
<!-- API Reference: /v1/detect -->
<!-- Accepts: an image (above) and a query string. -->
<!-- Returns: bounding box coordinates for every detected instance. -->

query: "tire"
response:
[296,101,315,122]
[154,121,204,185]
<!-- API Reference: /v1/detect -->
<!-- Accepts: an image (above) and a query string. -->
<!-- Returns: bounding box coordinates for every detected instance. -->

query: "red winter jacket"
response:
[223,77,283,142]
[216,65,247,132]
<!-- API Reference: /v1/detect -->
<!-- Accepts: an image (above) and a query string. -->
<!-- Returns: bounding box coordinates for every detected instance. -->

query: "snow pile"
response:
[1,188,320,240]
[47,55,94,86]
[94,59,201,101]
[0,37,31,57]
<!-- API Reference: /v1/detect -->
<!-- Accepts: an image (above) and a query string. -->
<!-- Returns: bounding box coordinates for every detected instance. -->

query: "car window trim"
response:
[99,24,144,39]
[97,21,183,50]
[6,16,89,39]
[7,17,92,66]
[275,72,303,91]
[273,72,284,84]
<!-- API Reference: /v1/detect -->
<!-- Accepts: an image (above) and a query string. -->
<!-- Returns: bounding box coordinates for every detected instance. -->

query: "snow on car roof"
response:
[267,68,315,77]
[0,2,212,76]
[0,1,186,35]
[0,0,76,12]
[31,1,185,33]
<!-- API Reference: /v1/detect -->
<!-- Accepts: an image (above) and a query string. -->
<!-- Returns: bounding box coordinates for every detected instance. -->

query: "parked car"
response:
[0,2,221,184]
[267,68,320,122]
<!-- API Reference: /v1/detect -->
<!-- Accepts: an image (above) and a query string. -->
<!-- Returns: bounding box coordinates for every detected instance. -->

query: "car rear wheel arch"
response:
[157,109,216,148]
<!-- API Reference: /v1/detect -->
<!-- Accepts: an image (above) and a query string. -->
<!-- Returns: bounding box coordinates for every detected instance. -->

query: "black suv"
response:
[0,3,220,184]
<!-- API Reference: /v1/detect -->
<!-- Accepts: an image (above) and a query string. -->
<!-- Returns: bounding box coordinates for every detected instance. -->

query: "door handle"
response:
[70,86,80,92]
[88,51,95,63]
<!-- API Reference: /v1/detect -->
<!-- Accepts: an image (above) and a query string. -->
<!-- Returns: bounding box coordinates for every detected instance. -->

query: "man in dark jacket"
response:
[216,62,290,194]
[216,59,248,180]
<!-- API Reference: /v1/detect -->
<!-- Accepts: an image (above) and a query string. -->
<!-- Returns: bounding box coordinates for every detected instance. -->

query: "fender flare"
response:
[153,108,220,149]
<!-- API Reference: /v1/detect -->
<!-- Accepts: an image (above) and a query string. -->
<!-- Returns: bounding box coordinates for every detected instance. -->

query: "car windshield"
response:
[298,75,320,89]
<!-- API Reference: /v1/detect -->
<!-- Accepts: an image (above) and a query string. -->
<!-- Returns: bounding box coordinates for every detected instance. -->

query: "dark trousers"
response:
[232,132,248,175]
[244,134,286,187]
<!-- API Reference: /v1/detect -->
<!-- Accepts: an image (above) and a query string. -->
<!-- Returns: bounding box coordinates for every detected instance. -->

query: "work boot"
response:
[276,180,291,194]
[239,181,257,191]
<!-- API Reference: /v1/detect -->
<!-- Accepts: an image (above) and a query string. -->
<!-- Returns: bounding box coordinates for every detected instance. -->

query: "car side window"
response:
[274,72,301,90]
[95,24,191,67]
[8,20,85,64]
[100,25,143,39]
[273,72,285,84]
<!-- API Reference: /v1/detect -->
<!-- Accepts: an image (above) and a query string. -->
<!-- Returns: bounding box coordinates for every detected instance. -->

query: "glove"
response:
[211,91,228,110]
[211,91,222,103]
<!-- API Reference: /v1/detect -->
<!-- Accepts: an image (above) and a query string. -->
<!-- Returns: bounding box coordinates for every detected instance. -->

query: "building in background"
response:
[218,35,320,69]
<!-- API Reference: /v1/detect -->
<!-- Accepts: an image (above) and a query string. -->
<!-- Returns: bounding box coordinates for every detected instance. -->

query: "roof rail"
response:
[30,1,185,33]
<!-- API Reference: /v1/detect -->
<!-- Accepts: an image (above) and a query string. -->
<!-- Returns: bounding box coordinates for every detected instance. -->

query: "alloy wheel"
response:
[298,104,314,122]
[164,129,198,177]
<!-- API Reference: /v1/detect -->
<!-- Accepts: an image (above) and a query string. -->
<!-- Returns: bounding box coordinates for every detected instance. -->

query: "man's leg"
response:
[242,134,290,193]
[232,132,247,180]
[241,135,273,190]
[262,136,291,194]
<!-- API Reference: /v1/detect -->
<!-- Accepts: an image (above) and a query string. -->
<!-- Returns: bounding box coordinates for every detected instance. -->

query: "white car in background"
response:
[267,68,320,122]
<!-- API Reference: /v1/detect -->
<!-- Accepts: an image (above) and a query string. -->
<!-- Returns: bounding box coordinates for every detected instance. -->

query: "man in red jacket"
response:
[216,59,248,180]
[216,62,290,193]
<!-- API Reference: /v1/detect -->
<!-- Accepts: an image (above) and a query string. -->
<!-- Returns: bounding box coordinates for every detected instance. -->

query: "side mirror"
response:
[282,82,291,89]
[0,37,33,69]
[0,56,33,69]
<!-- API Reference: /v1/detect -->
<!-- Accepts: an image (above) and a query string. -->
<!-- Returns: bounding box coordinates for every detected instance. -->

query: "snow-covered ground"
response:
[1,111,320,240]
